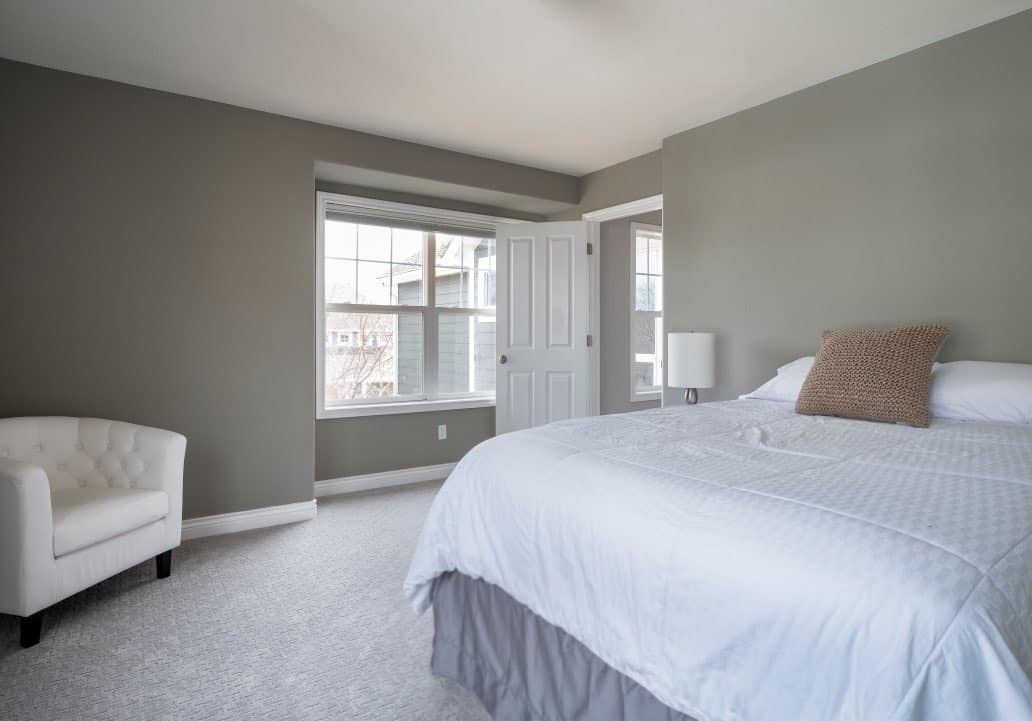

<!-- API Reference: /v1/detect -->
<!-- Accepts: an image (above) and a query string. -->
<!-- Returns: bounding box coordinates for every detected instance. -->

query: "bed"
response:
[404,399,1032,721]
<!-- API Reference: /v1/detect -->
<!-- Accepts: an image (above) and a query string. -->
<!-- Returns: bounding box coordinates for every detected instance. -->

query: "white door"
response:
[495,221,594,433]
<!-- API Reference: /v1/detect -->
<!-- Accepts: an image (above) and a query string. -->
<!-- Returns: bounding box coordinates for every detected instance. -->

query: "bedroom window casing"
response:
[316,192,504,418]
[630,223,663,401]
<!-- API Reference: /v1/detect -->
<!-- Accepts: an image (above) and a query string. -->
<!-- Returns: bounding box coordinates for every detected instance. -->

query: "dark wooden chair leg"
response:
[156,550,172,579]
[20,611,44,648]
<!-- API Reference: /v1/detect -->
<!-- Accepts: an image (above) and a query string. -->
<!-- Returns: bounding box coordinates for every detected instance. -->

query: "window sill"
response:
[629,391,662,403]
[317,396,496,419]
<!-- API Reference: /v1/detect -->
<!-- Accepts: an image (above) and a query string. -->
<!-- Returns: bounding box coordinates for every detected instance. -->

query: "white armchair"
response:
[0,417,185,647]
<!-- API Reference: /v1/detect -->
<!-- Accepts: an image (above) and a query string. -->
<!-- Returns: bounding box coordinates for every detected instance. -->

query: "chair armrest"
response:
[0,459,55,616]
[129,425,186,536]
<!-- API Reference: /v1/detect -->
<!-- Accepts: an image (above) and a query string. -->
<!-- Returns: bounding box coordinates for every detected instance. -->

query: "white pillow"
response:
[928,361,1032,424]
[743,356,948,406]
[740,357,814,402]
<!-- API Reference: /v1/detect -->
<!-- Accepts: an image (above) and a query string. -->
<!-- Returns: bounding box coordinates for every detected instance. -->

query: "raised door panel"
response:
[546,235,573,349]
[546,371,574,423]
[507,371,535,432]
[508,237,534,348]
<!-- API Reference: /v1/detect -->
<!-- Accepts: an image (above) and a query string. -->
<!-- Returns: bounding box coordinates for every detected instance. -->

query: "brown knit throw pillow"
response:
[796,325,949,427]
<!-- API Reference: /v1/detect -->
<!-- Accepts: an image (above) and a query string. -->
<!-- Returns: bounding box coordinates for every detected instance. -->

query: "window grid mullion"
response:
[424,232,438,402]
[353,240,359,304]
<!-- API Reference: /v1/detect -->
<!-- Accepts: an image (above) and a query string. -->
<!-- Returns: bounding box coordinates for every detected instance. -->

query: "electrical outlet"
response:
[437,424,447,440]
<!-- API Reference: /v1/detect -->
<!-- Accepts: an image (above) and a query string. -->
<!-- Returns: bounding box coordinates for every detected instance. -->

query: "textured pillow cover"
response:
[796,325,950,427]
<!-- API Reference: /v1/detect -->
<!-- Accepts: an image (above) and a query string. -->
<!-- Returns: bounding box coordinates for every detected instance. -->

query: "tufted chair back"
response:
[0,417,171,492]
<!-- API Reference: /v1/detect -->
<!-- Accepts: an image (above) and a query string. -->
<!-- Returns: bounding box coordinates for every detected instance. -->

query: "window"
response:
[316,192,502,418]
[630,223,662,400]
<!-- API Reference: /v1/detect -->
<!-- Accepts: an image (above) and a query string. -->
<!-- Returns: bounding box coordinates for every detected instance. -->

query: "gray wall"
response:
[316,407,494,479]
[0,59,576,518]
[600,212,663,415]
[662,10,1032,405]
[551,150,662,220]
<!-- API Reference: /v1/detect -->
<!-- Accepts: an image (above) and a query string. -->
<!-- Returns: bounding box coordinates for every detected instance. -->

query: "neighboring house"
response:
[324,318,398,401]
[397,234,495,397]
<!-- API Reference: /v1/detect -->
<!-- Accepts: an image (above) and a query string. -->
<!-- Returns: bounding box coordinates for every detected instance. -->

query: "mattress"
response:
[405,399,1032,721]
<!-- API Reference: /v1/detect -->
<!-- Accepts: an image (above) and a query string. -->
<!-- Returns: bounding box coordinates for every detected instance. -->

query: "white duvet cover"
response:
[405,400,1032,721]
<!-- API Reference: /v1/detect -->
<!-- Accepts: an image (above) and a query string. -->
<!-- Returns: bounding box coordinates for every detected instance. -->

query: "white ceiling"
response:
[2,1,1030,176]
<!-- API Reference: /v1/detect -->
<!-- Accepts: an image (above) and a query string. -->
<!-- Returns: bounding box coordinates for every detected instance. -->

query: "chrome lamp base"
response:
[684,387,699,404]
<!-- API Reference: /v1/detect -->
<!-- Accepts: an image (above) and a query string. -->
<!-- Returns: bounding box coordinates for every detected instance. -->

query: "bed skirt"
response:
[431,571,696,721]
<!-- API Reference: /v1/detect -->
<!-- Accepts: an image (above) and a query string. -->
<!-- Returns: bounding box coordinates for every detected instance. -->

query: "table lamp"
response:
[667,332,715,404]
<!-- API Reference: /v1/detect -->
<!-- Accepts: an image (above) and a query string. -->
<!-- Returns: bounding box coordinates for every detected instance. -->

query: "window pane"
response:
[651,276,663,312]
[355,260,391,305]
[634,275,664,312]
[325,258,356,303]
[324,311,423,403]
[632,312,662,393]
[356,224,391,261]
[632,311,657,354]
[436,235,495,308]
[635,274,651,311]
[438,313,496,395]
[649,236,662,275]
[326,220,357,259]
[390,263,423,305]
[392,228,423,264]
[474,238,496,308]
[632,362,654,393]
[434,268,467,307]
[434,233,462,267]
[434,233,466,305]
[636,235,650,274]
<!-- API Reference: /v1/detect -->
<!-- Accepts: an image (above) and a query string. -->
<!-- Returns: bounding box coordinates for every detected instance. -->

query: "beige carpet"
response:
[0,482,490,721]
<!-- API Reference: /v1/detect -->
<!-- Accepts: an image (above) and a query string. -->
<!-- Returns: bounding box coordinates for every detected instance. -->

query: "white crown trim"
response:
[581,194,663,222]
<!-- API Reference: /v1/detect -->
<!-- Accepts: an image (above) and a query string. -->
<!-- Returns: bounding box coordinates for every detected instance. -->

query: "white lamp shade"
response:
[667,332,715,389]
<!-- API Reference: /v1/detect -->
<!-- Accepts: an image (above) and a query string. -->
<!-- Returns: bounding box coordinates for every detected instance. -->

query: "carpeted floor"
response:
[0,482,490,721]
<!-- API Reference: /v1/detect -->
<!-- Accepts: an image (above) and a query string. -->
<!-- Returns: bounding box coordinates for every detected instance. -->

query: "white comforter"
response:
[405,400,1032,721]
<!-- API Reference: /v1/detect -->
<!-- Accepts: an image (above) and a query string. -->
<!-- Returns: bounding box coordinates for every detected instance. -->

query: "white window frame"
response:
[629,222,663,402]
[316,192,519,419]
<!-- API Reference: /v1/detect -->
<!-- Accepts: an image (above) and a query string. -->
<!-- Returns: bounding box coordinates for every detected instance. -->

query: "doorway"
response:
[582,196,664,415]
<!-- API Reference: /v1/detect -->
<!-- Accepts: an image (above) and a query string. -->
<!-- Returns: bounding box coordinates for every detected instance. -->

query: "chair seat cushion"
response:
[51,487,169,557]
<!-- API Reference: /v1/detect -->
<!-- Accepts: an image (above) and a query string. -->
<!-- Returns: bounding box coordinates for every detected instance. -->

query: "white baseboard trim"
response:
[182,499,318,541]
[314,462,456,498]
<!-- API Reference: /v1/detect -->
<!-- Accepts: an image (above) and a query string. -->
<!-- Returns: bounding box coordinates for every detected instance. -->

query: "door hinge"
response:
[586,242,593,256]
[586,334,594,347]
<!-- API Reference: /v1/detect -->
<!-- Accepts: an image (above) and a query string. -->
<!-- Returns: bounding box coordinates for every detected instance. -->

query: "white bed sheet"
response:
[405,400,1032,721]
